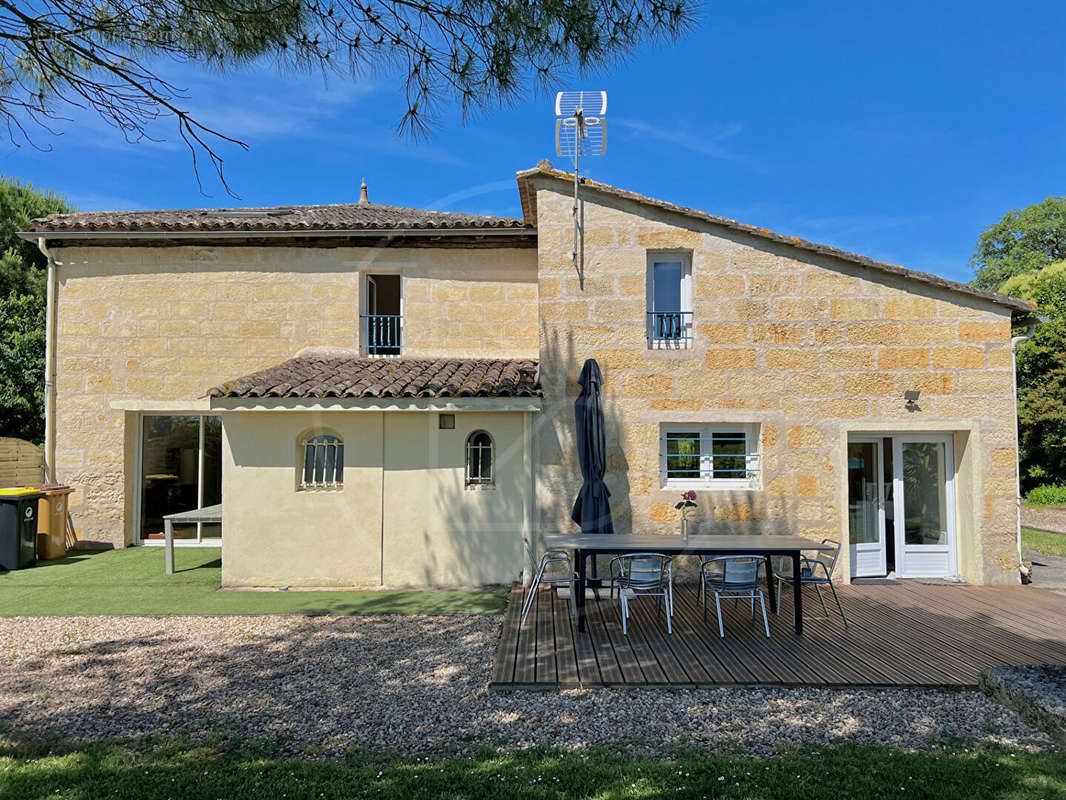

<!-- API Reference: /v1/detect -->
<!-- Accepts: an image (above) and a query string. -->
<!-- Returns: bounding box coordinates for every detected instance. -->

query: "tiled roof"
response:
[30,203,530,233]
[208,356,540,399]
[516,161,1038,316]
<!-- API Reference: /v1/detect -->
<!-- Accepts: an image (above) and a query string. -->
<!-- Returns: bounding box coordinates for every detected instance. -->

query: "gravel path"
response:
[1023,506,1066,534]
[0,615,1052,757]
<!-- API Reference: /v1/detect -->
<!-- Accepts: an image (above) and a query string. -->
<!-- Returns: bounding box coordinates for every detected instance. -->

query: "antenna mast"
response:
[555,91,607,266]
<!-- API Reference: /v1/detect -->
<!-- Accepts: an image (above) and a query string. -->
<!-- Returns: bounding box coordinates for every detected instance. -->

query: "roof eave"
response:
[17,226,534,242]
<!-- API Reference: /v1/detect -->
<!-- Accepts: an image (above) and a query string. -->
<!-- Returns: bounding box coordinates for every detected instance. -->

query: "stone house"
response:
[22,164,1037,587]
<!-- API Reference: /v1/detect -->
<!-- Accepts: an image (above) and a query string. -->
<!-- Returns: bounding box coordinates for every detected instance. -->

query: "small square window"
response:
[439,414,455,430]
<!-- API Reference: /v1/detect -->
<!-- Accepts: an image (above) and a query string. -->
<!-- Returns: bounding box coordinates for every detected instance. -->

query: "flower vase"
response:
[680,514,689,541]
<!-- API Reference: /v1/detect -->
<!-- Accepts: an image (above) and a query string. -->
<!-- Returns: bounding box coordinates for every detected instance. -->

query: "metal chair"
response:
[520,539,576,626]
[774,538,848,626]
[609,553,673,635]
[700,555,771,638]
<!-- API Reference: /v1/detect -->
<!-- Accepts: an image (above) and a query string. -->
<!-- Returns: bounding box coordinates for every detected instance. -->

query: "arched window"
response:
[465,431,494,488]
[301,433,344,490]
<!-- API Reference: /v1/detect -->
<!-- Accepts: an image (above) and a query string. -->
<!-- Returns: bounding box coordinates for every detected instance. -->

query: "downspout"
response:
[1011,316,1043,581]
[36,237,57,483]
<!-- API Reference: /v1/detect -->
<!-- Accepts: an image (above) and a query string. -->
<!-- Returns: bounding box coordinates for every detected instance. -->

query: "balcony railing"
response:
[647,311,692,342]
[361,314,402,357]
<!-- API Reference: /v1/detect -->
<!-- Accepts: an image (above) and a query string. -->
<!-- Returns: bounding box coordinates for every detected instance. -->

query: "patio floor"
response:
[490,581,1066,688]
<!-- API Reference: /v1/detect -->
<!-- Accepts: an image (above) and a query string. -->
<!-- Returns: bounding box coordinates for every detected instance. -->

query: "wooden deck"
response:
[490,581,1066,688]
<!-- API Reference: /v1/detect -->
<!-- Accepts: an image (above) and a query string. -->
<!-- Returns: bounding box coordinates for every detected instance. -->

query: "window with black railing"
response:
[646,254,692,346]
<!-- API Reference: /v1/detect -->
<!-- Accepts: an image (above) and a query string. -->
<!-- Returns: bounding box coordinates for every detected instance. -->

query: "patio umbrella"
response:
[571,358,614,537]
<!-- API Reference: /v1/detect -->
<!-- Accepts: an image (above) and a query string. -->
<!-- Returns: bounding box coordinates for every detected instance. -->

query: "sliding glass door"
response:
[138,415,222,543]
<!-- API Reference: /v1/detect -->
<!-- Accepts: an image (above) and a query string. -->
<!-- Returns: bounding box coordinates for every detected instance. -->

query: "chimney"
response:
[359,178,369,205]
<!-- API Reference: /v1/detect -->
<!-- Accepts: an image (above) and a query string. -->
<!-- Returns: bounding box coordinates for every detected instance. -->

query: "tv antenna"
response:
[555,91,607,266]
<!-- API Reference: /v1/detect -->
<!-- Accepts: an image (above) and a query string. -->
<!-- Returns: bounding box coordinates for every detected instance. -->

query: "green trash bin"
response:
[0,487,43,570]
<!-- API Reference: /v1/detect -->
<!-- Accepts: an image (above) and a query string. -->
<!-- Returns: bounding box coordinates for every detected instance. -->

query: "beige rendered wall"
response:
[221,409,530,587]
[531,177,1021,585]
[221,411,384,587]
[50,244,537,548]
[381,411,530,587]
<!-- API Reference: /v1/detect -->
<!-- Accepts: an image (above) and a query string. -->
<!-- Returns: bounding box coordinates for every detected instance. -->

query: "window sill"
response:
[662,480,760,492]
[465,483,496,491]
[647,339,692,351]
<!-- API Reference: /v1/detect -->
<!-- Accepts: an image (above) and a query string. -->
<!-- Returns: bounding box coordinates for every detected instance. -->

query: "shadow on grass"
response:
[0,738,1062,800]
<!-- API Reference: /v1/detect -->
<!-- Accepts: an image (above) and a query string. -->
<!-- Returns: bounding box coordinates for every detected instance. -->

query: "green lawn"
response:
[0,740,1062,800]
[0,547,506,615]
[1022,527,1066,559]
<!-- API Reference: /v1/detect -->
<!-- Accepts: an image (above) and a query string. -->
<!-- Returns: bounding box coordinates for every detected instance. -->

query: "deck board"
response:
[492,582,1066,688]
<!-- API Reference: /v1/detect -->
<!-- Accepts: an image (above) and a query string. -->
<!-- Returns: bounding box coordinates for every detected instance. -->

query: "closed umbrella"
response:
[571,358,614,538]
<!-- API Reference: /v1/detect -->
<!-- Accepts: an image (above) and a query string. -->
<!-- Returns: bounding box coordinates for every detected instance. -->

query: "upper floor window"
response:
[646,253,692,347]
[361,273,402,357]
[301,433,344,490]
[465,430,494,488]
[661,423,760,489]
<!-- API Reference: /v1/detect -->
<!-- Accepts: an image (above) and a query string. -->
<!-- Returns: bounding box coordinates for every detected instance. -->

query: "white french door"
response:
[848,438,887,577]
[847,433,958,579]
[892,434,957,579]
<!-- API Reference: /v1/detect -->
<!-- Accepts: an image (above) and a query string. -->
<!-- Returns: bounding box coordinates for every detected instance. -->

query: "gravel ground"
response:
[0,615,1053,757]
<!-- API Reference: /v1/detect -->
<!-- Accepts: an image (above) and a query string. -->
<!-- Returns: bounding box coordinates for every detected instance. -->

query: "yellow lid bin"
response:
[0,487,41,497]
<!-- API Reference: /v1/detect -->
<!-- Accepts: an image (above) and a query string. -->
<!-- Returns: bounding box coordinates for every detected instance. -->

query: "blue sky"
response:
[4,0,1064,284]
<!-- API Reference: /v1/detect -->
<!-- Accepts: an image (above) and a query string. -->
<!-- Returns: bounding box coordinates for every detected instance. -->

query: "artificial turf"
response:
[0,547,506,615]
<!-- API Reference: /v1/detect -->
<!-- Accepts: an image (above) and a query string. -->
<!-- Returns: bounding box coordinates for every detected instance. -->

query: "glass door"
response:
[892,435,957,578]
[848,438,887,577]
[138,414,222,544]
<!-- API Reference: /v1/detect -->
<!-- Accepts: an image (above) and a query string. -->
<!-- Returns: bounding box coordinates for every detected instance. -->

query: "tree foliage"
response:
[1000,262,1066,489]
[971,197,1066,290]
[0,175,69,443]
[0,0,696,191]
[0,291,46,442]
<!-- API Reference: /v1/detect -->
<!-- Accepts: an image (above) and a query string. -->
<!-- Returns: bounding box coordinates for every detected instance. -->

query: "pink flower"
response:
[683,490,697,502]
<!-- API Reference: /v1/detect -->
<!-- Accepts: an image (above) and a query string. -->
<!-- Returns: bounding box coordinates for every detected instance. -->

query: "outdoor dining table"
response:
[162,504,222,574]
[543,533,836,635]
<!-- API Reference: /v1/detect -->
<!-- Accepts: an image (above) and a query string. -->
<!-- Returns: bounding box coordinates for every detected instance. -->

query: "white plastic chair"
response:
[700,555,770,638]
[520,539,576,626]
[609,552,673,635]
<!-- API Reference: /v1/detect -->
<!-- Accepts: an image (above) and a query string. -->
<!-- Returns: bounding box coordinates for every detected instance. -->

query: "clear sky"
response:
[5,0,1064,284]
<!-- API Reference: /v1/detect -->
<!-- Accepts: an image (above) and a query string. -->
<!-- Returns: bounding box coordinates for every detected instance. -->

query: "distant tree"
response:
[1000,262,1066,489]
[0,291,46,442]
[0,176,69,443]
[0,175,70,297]
[971,197,1066,290]
[0,0,696,191]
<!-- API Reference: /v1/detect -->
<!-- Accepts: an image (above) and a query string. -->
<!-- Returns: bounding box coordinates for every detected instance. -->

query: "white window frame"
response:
[645,252,693,348]
[465,430,495,489]
[660,422,761,490]
[300,433,344,491]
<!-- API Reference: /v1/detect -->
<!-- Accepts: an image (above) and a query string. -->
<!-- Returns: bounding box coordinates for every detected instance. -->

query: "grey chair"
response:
[520,539,576,626]
[700,555,771,638]
[609,553,673,635]
[774,538,848,626]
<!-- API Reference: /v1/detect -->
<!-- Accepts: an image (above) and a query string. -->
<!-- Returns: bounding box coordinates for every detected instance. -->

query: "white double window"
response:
[660,423,761,489]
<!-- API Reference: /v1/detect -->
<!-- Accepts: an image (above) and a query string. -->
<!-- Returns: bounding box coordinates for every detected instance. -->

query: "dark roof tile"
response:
[31,203,529,234]
[209,357,540,400]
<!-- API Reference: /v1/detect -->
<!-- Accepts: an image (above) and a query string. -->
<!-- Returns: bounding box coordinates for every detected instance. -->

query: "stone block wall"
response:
[51,244,537,547]
[531,178,1020,584]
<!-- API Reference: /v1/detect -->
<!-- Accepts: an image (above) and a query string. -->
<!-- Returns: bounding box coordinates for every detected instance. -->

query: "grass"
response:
[0,739,1063,800]
[0,547,506,616]
[1021,527,1066,559]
